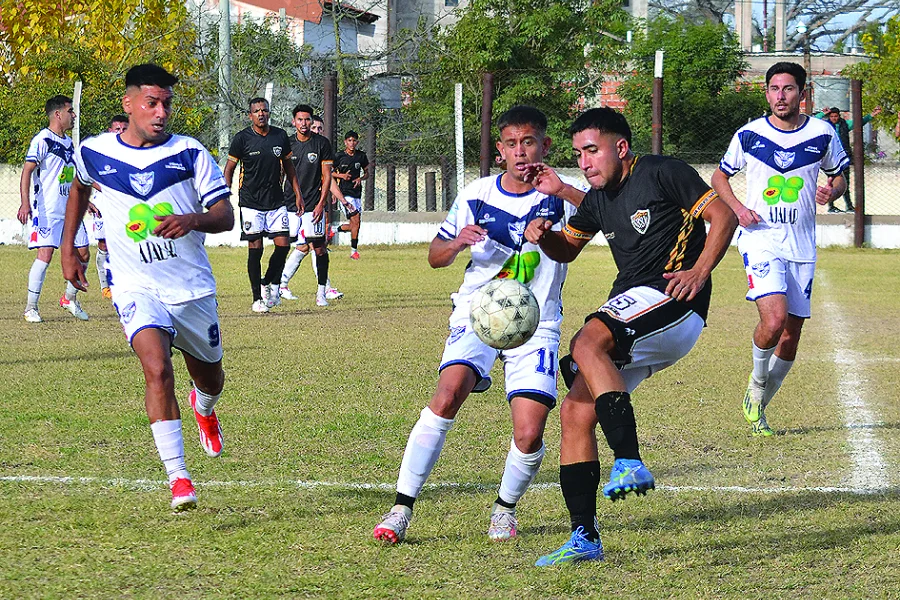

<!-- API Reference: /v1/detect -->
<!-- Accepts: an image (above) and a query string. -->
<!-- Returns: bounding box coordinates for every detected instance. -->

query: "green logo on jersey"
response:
[761,175,804,205]
[58,165,74,184]
[497,251,540,284]
[125,202,174,242]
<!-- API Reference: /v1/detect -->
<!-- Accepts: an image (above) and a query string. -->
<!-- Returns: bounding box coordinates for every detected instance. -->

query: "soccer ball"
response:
[469,278,540,350]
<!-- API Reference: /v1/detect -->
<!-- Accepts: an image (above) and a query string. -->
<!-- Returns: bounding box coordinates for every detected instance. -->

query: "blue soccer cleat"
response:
[602,458,655,501]
[535,526,604,566]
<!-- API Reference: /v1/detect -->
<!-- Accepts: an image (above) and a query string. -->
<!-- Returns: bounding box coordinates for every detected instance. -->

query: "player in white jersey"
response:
[88,115,129,300]
[61,64,235,511]
[373,106,588,545]
[17,95,91,323]
[712,62,849,436]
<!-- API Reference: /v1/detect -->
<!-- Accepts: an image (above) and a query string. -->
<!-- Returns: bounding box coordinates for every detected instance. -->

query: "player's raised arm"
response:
[428,225,486,268]
[521,162,587,207]
[61,178,93,290]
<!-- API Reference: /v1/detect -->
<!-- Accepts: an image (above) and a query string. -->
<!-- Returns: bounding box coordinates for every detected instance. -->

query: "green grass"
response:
[1,244,899,598]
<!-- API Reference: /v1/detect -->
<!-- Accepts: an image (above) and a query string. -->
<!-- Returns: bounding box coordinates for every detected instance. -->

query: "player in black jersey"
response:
[330,130,369,259]
[224,98,302,313]
[279,104,342,307]
[523,107,737,565]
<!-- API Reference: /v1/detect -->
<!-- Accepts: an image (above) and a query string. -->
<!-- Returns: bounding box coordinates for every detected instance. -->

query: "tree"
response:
[648,0,900,52]
[393,0,634,166]
[617,16,769,162]
[843,16,900,133]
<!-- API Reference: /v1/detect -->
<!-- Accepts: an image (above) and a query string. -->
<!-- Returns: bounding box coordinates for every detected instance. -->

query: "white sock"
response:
[317,284,326,296]
[96,249,109,288]
[396,407,455,499]
[64,280,78,301]
[26,259,50,310]
[751,342,776,385]
[193,385,220,417]
[497,439,545,506]
[150,419,190,483]
[281,248,306,286]
[763,356,794,407]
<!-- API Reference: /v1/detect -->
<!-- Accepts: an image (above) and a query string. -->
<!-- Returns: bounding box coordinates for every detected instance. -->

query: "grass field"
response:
[1,244,899,599]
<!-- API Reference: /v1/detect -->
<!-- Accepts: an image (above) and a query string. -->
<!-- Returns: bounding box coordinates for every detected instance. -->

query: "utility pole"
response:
[218,0,232,164]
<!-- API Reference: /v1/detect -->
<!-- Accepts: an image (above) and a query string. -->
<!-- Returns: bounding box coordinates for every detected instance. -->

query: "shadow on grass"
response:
[780,421,900,435]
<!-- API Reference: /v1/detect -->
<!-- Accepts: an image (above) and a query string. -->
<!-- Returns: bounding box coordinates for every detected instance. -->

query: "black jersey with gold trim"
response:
[565,154,718,320]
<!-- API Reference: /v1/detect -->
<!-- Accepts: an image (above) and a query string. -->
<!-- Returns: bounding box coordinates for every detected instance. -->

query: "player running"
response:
[373,106,587,545]
[61,64,234,511]
[711,62,848,436]
[18,95,91,322]
[523,107,736,565]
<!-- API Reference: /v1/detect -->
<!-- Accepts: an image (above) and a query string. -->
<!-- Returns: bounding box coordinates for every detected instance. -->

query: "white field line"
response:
[1,474,897,496]
[819,272,890,490]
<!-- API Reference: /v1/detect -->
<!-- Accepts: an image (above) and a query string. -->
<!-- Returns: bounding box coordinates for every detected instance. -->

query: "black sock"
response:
[315,251,329,286]
[494,496,516,510]
[263,245,290,285]
[351,237,358,251]
[394,492,416,510]
[248,247,264,300]
[595,391,641,461]
[560,461,601,541]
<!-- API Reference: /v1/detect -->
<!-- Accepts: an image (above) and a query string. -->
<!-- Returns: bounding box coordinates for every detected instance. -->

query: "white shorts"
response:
[240,206,289,240]
[289,211,326,242]
[562,286,705,394]
[92,217,105,241]
[28,217,88,249]
[341,196,362,219]
[738,234,814,318]
[113,290,223,364]
[287,211,304,243]
[440,320,561,408]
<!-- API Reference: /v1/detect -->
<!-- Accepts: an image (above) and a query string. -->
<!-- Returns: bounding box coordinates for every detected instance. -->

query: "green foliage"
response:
[618,17,768,162]
[393,0,633,166]
[844,17,900,133]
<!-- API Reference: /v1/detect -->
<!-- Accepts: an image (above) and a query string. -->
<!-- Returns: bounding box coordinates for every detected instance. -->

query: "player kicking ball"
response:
[61,64,234,511]
[523,108,736,565]
[373,106,587,544]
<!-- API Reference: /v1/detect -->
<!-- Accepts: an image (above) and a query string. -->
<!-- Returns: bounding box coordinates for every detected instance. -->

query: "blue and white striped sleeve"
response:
[192,142,231,208]
[718,130,746,176]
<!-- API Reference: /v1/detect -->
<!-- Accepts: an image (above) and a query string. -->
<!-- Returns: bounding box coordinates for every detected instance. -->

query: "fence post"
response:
[480,72,495,177]
[408,164,418,212]
[365,124,376,211]
[440,155,452,210]
[651,50,664,155]
[425,172,437,211]
[386,164,396,212]
[851,79,865,248]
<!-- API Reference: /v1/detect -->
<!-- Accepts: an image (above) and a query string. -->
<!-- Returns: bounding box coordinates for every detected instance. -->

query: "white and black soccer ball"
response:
[469,278,540,350]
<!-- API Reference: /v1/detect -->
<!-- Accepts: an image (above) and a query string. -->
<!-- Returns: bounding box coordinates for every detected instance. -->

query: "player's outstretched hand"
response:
[815,177,835,206]
[62,248,89,292]
[662,269,707,302]
[525,218,552,244]
[456,224,487,247]
[153,214,197,239]
[521,163,564,196]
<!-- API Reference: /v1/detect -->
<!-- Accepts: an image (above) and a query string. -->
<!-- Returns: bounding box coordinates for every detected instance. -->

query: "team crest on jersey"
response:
[273,146,282,158]
[630,209,650,235]
[751,261,770,278]
[119,301,136,324]
[307,152,318,163]
[773,150,795,170]
[129,172,154,197]
[243,221,252,232]
[508,220,526,246]
[448,325,466,344]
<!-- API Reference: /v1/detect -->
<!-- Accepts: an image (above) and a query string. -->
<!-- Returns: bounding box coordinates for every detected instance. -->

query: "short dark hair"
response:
[496,105,547,137]
[828,107,841,115]
[765,62,806,91]
[569,107,632,145]
[109,115,129,126]
[312,115,324,124]
[248,97,269,110]
[45,95,72,115]
[344,130,359,140]
[125,63,178,89]
[292,104,315,118]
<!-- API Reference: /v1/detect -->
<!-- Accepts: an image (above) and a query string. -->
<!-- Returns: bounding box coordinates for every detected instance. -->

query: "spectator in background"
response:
[817,105,881,212]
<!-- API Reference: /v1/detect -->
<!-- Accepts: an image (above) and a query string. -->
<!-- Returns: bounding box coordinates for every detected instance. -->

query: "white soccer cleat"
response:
[488,506,518,541]
[266,283,281,308]
[279,286,298,300]
[325,287,344,300]
[251,299,269,313]
[59,296,89,321]
[23,308,43,323]
[373,509,410,544]
[315,292,329,307]
[170,477,197,511]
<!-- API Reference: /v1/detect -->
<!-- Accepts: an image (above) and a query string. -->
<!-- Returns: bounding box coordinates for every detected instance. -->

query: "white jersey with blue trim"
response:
[438,173,586,331]
[74,132,231,303]
[25,128,75,221]
[719,115,849,262]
